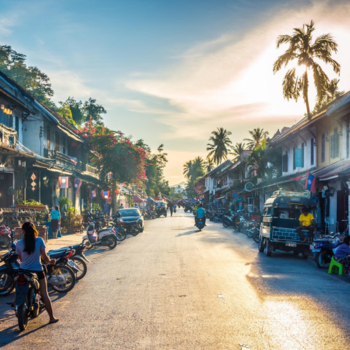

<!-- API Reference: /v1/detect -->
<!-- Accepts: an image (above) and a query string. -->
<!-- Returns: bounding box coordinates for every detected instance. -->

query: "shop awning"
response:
[133,195,146,203]
[314,158,350,181]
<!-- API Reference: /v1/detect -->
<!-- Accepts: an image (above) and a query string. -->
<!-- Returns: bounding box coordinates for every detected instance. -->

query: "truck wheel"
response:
[264,239,272,257]
[258,236,264,253]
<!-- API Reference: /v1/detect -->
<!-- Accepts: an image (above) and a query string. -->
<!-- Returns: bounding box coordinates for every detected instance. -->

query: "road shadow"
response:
[176,229,199,237]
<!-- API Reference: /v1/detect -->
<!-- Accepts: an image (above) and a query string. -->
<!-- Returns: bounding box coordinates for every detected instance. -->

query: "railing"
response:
[84,164,100,178]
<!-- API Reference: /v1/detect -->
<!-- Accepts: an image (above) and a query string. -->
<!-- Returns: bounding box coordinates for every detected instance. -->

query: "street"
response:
[1,211,350,350]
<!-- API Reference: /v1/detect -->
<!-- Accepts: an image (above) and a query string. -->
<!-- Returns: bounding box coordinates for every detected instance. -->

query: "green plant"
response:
[58,197,70,212]
[92,203,101,213]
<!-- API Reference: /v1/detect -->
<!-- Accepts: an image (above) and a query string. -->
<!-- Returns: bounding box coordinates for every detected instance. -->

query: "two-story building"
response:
[260,91,350,232]
[0,71,102,213]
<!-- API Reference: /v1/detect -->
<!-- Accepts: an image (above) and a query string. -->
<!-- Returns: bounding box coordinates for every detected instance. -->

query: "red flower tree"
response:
[78,121,147,213]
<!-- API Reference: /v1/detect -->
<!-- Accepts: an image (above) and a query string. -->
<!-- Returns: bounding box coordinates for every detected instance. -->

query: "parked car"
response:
[117,208,145,232]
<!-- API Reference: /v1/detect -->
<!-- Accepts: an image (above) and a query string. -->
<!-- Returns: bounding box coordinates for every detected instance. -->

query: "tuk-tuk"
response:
[259,190,317,258]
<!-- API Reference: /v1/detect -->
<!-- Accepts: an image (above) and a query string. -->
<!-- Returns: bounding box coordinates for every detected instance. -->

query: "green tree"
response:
[205,157,215,172]
[0,45,54,105]
[313,78,345,113]
[183,157,205,197]
[244,128,269,150]
[65,97,85,125]
[83,98,106,125]
[231,142,246,161]
[206,127,232,165]
[273,20,340,117]
[57,101,75,126]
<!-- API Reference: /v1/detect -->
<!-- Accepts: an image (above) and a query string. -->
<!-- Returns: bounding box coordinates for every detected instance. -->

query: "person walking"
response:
[169,202,174,216]
[16,222,59,324]
[50,206,60,239]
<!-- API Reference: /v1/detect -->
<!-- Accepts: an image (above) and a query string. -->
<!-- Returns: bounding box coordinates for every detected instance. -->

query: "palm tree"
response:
[273,20,340,117]
[313,78,345,113]
[244,128,269,150]
[205,157,215,172]
[231,142,246,161]
[183,160,193,180]
[206,127,233,165]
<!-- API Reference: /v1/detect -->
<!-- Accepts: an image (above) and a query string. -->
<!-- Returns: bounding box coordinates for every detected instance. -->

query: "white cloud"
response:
[125,0,350,142]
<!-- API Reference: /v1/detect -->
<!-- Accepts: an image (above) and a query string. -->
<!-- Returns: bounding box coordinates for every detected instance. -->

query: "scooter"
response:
[222,214,234,228]
[82,222,118,250]
[13,270,45,331]
[0,225,12,250]
[312,233,341,268]
[195,216,205,231]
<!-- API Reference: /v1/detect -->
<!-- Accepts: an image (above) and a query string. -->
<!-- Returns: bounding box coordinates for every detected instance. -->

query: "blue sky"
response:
[1,0,350,184]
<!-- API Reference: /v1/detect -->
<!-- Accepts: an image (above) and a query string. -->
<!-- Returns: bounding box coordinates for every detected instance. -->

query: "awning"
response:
[57,125,83,143]
[314,158,350,181]
[133,195,146,203]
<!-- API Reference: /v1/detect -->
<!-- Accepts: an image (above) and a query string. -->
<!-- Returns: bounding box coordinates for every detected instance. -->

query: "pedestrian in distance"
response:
[50,206,60,239]
[169,202,174,216]
[16,222,59,324]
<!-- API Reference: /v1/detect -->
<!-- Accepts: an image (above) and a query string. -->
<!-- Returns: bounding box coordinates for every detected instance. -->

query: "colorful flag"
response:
[304,171,316,192]
[74,178,82,194]
[58,176,69,189]
[103,190,110,199]
[68,156,78,165]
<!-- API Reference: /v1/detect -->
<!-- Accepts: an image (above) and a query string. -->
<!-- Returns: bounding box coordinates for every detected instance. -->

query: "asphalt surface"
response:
[1,211,350,349]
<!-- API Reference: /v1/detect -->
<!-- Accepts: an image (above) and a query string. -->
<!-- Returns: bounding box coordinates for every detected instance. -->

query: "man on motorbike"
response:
[194,203,206,226]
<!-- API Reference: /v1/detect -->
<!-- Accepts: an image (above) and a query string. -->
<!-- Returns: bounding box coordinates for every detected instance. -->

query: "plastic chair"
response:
[325,217,338,235]
[328,257,344,275]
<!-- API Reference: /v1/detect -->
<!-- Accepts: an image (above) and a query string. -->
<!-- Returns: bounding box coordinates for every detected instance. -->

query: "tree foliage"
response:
[244,128,269,150]
[183,157,205,198]
[231,142,246,161]
[273,20,340,117]
[206,127,233,165]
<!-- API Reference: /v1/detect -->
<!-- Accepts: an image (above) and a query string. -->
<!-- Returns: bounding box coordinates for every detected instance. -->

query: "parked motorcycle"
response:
[0,243,76,297]
[49,243,89,280]
[312,234,341,268]
[246,220,260,243]
[0,225,12,250]
[82,222,118,250]
[222,214,235,228]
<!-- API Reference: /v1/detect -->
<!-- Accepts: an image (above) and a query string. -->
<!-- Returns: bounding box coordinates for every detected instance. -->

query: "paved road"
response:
[1,211,350,349]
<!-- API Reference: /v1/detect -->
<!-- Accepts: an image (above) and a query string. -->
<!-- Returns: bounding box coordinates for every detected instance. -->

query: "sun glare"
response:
[294,64,307,78]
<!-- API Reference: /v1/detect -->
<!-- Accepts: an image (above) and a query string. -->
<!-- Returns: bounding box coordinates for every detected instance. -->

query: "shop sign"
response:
[236,196,243,202]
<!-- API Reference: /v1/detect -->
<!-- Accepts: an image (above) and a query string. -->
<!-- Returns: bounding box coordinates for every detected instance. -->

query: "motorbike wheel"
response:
[17,304,28,331]
[116,229,127,242]
[131,228,139,237]
[258,236,264,252]
[315,253,327,268]
[0,236,9,250]
[253,233,260,243]
[83,239,94,250]
[107,235,118,249]
[223,222,228,228]
[246,230,253,238]
[72,257,87,280]
[0,273,15,296]
[49,265,76,293]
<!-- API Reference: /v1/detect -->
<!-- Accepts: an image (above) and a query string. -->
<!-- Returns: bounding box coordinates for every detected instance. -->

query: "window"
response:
[330,127,339,159]
[282,152,288,172]
[55,131,60,152]
[321,134,325,162]
[301,143,305,168]
[310,138,314,165]
[293,147,296,170]
[47,127,50,149]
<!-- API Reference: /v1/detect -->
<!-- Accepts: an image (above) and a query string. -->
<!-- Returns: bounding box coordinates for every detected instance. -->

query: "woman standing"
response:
[16,222,59,324]
[50,206,60,239]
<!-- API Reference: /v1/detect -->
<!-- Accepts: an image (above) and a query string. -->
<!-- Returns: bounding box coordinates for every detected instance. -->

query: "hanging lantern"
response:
[0,105,4,110]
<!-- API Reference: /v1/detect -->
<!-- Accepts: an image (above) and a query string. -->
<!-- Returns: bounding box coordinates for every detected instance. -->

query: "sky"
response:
[1,0,350,185]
